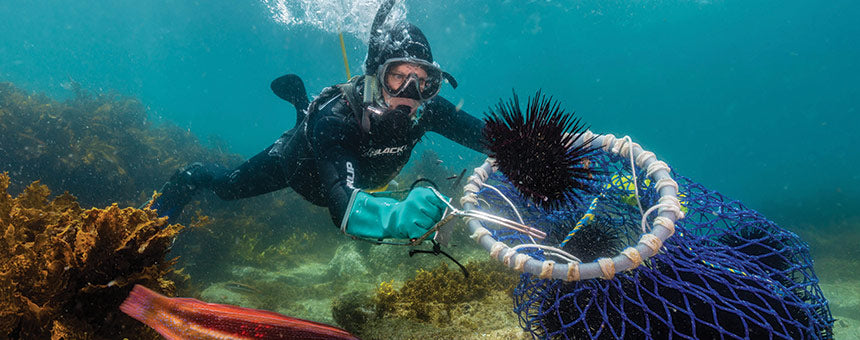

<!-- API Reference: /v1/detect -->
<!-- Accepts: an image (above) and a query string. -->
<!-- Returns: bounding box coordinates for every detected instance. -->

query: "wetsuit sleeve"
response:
[422,96,488,154]
[309,114,362,228]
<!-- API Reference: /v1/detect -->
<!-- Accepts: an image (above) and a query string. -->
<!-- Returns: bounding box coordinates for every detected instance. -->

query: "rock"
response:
[199,282,261,308]
[331,290,376,334]
[328,243,371,280]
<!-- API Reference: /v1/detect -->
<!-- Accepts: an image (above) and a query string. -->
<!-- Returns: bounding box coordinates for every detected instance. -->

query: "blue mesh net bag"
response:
[452,131,834,340]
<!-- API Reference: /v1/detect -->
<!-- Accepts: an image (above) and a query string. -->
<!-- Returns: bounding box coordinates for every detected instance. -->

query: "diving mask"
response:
[377,58,444,102]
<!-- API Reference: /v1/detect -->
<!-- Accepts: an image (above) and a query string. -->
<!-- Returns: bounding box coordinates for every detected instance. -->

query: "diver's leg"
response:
[208,144,293,200]
[150,130,302,222]
[149,162,228,222]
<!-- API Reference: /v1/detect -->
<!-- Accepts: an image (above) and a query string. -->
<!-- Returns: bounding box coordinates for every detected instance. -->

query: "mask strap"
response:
[442,71,458,89]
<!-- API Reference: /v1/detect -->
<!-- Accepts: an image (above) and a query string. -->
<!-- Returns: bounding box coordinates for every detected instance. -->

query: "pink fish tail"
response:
[120,284,166,322]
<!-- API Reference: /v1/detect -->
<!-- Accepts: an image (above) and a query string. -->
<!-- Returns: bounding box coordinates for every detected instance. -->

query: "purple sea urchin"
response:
[483,90,598,209]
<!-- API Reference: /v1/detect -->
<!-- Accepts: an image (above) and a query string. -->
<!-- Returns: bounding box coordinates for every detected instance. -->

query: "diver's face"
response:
[382,63,428,115]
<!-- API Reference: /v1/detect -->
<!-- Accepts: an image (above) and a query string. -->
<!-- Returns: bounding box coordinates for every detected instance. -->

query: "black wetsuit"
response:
[195,78,485,227]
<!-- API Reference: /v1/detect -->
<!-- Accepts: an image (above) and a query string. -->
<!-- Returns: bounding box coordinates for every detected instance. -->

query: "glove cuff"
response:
[342,191,398,240]
[340,189,361,235]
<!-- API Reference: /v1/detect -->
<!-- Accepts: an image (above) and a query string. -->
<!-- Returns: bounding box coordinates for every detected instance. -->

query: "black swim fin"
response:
[271,74,310,127]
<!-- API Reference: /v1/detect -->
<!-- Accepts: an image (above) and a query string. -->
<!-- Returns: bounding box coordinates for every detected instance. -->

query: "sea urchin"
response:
[482,90,598,209]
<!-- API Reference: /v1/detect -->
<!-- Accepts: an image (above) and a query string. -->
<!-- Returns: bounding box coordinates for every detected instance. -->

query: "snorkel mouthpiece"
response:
[361,104,413,141]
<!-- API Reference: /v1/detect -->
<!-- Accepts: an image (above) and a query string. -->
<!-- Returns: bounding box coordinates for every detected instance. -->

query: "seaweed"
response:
[0,81,241,209]
[0,81,336,283]
[373,260,518,324]
[0,173,182,339]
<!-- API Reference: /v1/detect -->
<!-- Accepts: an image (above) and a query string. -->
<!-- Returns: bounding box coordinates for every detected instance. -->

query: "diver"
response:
[149,3,486,242]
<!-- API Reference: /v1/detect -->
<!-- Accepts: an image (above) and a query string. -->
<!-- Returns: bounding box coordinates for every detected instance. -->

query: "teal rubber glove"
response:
[343,187,449,240]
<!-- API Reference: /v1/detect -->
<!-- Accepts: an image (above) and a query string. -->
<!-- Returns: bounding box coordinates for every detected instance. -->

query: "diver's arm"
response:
[312,116,447,240]
[311,116,361,228]
[423,96,488,154]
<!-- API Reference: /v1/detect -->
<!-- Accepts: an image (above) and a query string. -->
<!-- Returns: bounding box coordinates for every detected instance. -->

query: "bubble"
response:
[261,0,408,42]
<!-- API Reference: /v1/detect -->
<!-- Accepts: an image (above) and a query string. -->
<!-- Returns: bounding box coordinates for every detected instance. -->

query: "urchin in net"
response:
[470,155,833,339]
[460,135,832,339]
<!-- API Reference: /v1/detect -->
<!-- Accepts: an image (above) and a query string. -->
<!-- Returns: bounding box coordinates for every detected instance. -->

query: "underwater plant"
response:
[0,173,182,339]
[372,260,519,324]
[0,81,241,209]
[0,81,336,285]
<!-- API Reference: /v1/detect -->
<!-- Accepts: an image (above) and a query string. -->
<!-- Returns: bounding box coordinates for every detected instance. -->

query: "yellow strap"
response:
[339,32,351,80]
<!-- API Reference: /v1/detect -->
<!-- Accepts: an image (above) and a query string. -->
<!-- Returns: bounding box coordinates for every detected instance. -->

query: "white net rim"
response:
[460,131,685,281]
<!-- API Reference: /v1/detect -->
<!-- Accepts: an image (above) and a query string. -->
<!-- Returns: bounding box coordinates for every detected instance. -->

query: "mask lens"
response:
[379,59,442,101]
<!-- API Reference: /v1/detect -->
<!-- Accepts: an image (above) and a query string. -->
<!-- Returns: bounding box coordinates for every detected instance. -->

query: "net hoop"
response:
[460,131,685,281]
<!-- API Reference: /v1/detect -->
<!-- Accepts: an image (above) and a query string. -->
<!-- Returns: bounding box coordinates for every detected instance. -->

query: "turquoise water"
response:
[2,0,857,227]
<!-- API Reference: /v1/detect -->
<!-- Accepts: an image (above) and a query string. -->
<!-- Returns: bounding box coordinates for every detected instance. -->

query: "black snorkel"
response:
[358,0,405,134]
[362,0,398,107]
[369,0,398,55]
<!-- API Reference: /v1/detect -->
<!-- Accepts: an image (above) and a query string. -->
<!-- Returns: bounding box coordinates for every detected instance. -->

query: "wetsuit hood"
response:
[365,21,433,76]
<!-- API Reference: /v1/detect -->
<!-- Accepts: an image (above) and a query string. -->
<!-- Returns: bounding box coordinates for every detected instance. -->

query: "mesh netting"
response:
[468,149,833,339]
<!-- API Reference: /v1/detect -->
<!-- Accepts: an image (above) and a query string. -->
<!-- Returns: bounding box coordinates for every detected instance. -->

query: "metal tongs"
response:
[408,186,547,247]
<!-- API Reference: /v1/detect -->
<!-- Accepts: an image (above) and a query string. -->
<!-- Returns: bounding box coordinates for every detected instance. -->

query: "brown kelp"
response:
[374,261,519,324]
[328,260,525,339]
[0,173,182,339]
[0,81,241,209]
[0,81,336,282]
